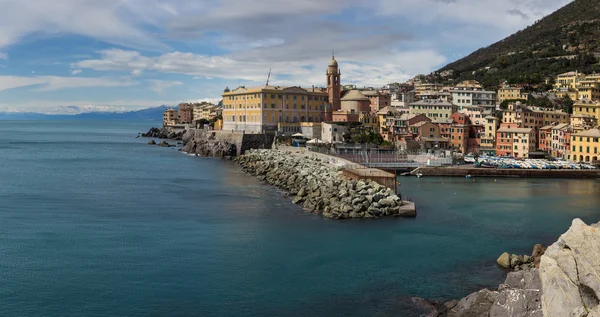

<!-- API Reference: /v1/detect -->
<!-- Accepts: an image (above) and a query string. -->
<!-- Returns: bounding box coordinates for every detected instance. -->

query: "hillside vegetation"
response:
[437,0,600,89]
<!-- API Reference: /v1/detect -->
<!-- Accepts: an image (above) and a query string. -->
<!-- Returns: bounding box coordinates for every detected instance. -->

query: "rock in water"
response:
[497,252,511,269]
[540,219,600,316]
[148,140,156,145]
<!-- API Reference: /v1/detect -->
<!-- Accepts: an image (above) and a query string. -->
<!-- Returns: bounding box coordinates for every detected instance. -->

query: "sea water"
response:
[1,120,599,316]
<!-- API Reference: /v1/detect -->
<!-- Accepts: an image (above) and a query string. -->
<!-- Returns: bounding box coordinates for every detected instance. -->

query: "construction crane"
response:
[265,68,271,86]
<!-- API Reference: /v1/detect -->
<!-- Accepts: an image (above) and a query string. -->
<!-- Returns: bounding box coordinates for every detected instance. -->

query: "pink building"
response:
[362,90,391,114]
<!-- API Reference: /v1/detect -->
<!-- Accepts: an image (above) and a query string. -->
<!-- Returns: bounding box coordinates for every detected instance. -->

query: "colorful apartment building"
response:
[449,112,471,154]
[408,99,457,120]
[163,108,178,127]
[551,123,571,159]
[178,103,194,124]
[538,125,553,153]
[498,85,529,102]
[449,85,496,110]
[481,116,500,153]
[571,114,598,133]
[573,100,600,123]
[570,128,600,163]
[495,123,535,158]
[361,90,391,113]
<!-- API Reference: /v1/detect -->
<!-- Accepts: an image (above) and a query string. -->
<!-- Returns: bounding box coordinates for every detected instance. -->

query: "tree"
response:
[560,95,574,114]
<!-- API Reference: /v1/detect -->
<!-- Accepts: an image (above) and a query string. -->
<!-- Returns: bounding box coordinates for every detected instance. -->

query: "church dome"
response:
[328,57,338,67]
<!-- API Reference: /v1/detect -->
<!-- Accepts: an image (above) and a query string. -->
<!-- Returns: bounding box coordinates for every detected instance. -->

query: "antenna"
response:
[265,68,271,86]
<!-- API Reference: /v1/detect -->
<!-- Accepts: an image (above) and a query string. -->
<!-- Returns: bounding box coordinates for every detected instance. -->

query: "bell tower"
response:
[326,53,341,111]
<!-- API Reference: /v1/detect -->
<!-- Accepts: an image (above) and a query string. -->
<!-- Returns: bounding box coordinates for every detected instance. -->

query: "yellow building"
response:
[573,100,600,123]
[554,71,586,90]
[414,83,442,99]
[570,128,600,163]
[541,110,570,126]
[481,116,499,151]
[571,114,598,133]
[222,86,329,132]
[498,86,522,102]
[576,80,600,101]
[408,99,457,120]
[163,108,178,127]
[455,80,482,89]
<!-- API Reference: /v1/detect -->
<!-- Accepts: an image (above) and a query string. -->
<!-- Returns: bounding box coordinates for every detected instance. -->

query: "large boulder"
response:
[446,289,499,317]
[489,269,542,317]
[497,252,511,269]
[539,219,600,317]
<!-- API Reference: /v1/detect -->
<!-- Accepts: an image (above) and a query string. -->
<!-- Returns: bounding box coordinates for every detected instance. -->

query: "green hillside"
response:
[437,0,600,90]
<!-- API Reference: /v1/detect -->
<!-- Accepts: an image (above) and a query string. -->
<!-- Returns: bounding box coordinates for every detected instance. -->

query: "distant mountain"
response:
[437,0,600,89]
[0,106,169,121]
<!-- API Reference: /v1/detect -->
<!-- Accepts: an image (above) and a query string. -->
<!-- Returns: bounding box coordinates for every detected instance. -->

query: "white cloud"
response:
[71,69,82,75]
[0,75,139,92]
[146,79,183,93]
[74,48,446,88]
[0,52,7,60]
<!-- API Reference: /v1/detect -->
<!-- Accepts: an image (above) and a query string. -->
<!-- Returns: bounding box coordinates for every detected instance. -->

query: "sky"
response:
[0,0,572,114]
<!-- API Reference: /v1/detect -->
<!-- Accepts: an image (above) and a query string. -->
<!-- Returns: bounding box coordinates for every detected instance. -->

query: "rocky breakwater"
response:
[236,149,416,220]
[424,219,600,317]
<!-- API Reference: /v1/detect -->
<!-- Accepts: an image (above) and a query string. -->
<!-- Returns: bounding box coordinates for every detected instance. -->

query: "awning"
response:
[292,133,304,137]
[307,138,326,144]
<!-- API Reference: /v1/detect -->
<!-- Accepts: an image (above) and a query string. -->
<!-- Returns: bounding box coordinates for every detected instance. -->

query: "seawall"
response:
[418,167,600,178]
[236,149,416,220]
[181,128,275,157]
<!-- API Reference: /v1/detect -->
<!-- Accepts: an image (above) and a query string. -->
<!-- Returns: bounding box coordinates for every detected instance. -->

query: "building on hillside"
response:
[377,107,402,136]
[416,122,449,150]
[459,105,488,125]
[449,112,471,154]
[414,83,442,99]
[575,80,600,101]
[573,99,600,123]
[178,103,194,124]
[433,118,453,141]
[498,85,530,102]
[163,108,178,127]
[554,71,586,90]
[480,116,499,154]
[449,86,496,110]
[408,99,457,120]
[321,122,348,143]
[570,128,600,163]
[495,123,536,158]
[571,114,598,133]
[360,89,391,113]
[539,125,554,153]
[551,123,571,159]
[541,110,570,126]
[359,113,379,131]
[455,80,482,89]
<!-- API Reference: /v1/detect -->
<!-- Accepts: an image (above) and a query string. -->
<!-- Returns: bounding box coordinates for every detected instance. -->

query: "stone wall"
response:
[419,167,600,178]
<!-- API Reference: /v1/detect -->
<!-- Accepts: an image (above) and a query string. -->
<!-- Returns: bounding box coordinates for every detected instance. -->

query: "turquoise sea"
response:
[1,120,600,316]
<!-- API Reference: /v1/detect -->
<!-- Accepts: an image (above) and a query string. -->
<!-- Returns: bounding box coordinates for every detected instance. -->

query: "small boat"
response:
[416,173,423,178]
[465,175,472,179]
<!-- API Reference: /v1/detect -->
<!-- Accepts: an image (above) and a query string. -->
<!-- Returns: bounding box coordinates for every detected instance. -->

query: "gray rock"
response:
[291,195,304,204]
[510,254,523,268]
[446,289,498,317]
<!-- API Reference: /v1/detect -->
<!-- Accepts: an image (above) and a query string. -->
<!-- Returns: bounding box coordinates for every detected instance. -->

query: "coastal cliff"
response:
[181,128,274,157]
[427,219,600,317]
[236,149,416,220]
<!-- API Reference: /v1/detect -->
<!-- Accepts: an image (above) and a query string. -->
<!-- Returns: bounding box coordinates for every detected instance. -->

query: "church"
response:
[221,55,386,133]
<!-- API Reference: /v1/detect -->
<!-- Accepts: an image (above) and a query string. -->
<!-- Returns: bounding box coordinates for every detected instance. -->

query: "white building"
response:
[321,122,348,143]
[450,87,497,110]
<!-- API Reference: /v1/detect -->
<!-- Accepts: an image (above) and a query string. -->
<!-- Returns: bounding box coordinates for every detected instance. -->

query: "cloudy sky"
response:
[0,0,571,113]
